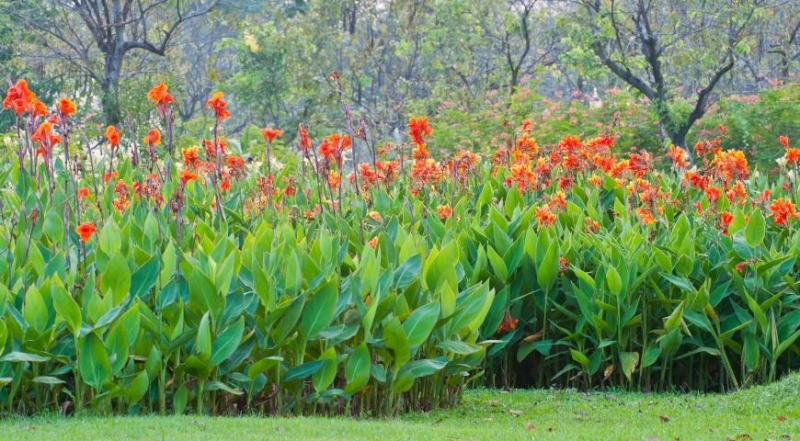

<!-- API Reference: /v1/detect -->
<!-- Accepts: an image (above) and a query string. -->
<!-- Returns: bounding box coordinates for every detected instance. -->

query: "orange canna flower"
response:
[408,117,433,146]
[327,170,341,188]
[182,146,200,168]
[437,204,453,220]
[77,187,91,200]
[147,83,175,106]
[298,125,312,151]
[206,91,230,120]
[261,128,283,143]
[705,186,721,203]
[535,205,557,228]
[144,128,161,146]
[636,208,656,226]
[666,145,689,169]
[770,198,798,226]
[367,211,382,222]
[58,97,77,117]
[180,169,198,185]
[368,237,379,249]
[75,222,97,242]
[104,125,121,147]
[786,148,800,164]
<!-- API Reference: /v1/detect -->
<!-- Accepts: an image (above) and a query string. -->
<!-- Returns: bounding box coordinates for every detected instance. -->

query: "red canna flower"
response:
[104,125,121,147]
[718,125,728,135]
[206,91,230,120]
[75,222,97,242]
[367,211,382,222]
[3,79,34,115]
[408,117,433,146]
[705,186,721,203]
[779,135,790,150]
[78,188,91,200]
[182,146,200,168]
[719,211,734,235]
[58,97,76,117]
[261,128,283,143]
[368,237,379,249]
[496,309,518,333]
[298,125,312,151]
[437,204,453,220]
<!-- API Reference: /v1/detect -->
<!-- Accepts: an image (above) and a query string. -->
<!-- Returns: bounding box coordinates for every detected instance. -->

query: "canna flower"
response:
[206,91,230,120]
[666,145,689,169]
[182,146,200,168]
[719,211,734,235]
[786,148,800,164]
[770,198,798,226]
[779,135,790,150]
[3,79,34,115]
[261,128,283,143]
[367,211,382,222]
[535,205,557,228]
[58,98,76,117]
[548,191,567,211]
[298,125,312,151]
[147,83,175,106]
[75,222,97,242]
[180,169,198,185]
[104,125,121,147]
[77,188,91,200]
[636,208,656,226]
[408,117,433,146]
[705,186,721,203]
[497,309,518,333]
[327,170,341,189]
[144,128,161,146]
[368,237,379,249]
[437,205,453,220]
[712,149,749,183]
[585,216,600,232]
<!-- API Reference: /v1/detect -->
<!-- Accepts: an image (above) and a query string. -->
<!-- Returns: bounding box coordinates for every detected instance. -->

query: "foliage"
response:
[0,78,799,419]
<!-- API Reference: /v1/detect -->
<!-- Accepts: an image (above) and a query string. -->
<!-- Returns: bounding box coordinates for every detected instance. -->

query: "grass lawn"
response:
[2,374,798,441]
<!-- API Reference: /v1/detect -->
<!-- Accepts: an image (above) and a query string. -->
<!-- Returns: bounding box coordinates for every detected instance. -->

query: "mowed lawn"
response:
[3,373,798,441]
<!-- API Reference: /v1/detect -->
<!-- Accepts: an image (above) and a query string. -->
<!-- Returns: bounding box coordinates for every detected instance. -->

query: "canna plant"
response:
[0,78,798,419]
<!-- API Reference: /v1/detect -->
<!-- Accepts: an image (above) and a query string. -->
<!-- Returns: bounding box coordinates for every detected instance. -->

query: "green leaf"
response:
[99,218,122,256]
[744,209,765,247]
[383,317,411,368]
[248,356,283,379]
[195,313,212,360]
[399,357,448,379]
[0,351,50,363]
[537,242,559,294]
[570,349,590,367]
[394,254,422,291]
[403,302,440,348]
[284,360,325,382]
[126,370,150,404]
[32,376,66,385]
[103,254,132,305]
[619,351,639,381]
[312,347,338,392]
[51,280,82,337]
[209,316,245,366]
[80,333,111,391]
[299,281,337,341]
[173,385,188,415]
[606,266,623,297]
[344,342,371,395]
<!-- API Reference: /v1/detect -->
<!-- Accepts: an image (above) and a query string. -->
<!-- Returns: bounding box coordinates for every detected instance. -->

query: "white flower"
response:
[776,156,788,168]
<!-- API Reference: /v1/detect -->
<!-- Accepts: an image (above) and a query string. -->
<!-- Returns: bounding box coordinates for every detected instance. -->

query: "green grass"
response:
[3,373,798,440]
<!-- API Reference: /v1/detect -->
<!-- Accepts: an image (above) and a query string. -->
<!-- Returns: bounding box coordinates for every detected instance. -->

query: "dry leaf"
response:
[525,422,535,431]
[659,415,670,423]
[777,415,786,423]
[509,409,524,416]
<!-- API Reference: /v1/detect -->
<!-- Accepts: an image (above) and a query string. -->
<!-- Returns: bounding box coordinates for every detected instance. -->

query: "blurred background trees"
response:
[1,0,798,167]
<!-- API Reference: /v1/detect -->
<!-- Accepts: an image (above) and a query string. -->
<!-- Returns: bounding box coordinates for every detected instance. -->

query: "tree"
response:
[574,0,768,151]
[4,0,218,124]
